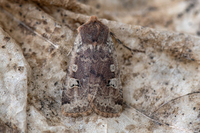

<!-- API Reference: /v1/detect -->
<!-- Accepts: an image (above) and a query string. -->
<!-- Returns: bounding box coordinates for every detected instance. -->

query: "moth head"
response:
[89,16,98,22]
[77,16,109,45]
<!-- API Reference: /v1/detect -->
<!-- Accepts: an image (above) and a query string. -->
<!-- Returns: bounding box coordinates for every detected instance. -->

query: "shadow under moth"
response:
[62,16,123,117]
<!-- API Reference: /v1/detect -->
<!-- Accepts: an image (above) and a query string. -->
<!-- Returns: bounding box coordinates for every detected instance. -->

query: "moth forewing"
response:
[62,16,123,117]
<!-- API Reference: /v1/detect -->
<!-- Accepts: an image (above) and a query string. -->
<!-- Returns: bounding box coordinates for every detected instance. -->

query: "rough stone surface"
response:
[0,0,200,133]
[0,27,29,133]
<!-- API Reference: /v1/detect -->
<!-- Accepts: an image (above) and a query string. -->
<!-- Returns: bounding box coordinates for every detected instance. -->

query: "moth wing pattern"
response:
[88,33,123,117]
[61,34,93,117]
[62,16,123,117]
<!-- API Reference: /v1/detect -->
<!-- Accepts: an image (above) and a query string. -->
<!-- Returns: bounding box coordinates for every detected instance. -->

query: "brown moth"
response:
[62,16,123,117]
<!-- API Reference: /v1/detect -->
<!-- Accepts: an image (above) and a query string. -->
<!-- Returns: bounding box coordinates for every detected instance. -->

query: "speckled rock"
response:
[0,27,29,133]
[0,0,200,133]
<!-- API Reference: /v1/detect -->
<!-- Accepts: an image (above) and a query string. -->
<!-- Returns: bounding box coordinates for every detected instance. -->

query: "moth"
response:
[62,16,123,117]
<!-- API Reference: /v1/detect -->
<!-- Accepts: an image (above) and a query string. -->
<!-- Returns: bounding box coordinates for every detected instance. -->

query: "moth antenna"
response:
[0,7,59,50]
[110,32,145,54]
[0,6,61,68]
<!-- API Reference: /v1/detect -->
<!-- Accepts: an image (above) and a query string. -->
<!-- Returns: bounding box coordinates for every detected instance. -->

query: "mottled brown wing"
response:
[62,16,123,117]
[61,34,93,117]
[87,34,123,117]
